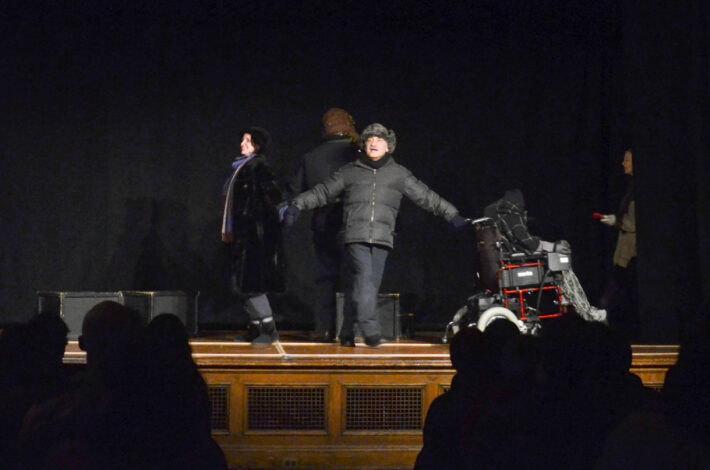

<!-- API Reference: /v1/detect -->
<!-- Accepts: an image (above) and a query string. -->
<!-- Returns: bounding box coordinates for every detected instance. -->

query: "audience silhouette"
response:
[415,313,700,470]
[5,302,226,470]
[4,298,710,468]
[145,313,227,469]
[0,323,34,467]
[595,301,710,469]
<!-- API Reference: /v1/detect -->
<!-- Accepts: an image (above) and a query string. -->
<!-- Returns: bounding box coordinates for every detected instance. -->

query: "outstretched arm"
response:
[290,168,346,211]
[403,173,459,221]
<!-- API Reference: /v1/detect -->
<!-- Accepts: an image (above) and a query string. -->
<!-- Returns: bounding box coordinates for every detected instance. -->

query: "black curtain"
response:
[1,1,707,343]
[620,1,709,343]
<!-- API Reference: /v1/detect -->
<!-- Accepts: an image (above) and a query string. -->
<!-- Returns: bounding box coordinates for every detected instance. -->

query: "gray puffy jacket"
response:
[290,157,459,248]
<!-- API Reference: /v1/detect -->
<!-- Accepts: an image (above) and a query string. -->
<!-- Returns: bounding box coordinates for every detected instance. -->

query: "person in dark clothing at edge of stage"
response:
[287,108,361,343]
[281,122,468,348]
[221,127,286,347]
[598,149,638,340]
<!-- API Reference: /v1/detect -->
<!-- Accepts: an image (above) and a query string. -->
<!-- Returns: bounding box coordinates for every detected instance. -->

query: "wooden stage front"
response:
[64,333,678,470]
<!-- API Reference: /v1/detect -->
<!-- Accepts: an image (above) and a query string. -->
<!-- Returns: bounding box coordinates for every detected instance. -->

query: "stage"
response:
[62,332,678,470]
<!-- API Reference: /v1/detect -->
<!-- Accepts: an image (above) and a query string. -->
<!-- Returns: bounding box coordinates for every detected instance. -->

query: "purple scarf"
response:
[221,154,256,239]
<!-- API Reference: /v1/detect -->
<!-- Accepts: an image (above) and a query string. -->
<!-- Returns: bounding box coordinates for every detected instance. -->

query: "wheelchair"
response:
[443,217,572,342]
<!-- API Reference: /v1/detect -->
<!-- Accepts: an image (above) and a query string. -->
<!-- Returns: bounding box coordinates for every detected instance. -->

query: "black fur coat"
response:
[223,155,285,296]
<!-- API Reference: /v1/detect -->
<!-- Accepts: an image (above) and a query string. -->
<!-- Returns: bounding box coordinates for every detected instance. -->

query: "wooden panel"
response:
[246,386,327,432]
[206,384,230,432]
[630,344,678,390]
[203,369,446,469]
[62,337,679,469]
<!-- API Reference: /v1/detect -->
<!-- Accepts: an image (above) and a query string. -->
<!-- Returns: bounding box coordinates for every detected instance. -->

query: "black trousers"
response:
[312,232,344,335]
[341,243,389,340]
[602,258,639,340]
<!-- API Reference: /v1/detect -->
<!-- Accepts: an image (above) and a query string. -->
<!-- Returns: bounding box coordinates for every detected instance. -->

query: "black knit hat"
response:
[360,123,396,154]
[241,127,270,154]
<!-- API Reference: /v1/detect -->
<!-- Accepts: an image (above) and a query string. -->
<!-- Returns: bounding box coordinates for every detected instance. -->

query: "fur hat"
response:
[322,108,358,142]
[241,127,270,154]
[360,123,396,154]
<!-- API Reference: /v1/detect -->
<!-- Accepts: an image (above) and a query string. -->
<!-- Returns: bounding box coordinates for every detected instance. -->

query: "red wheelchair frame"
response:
[497,253,568,322]
[443,218,569,340]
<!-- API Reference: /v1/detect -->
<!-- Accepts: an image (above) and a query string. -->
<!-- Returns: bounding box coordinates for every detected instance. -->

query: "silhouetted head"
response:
[538,315,602,393]
[146,313,192,365]
[484,318,520,348]
[449,325,484,374]
[79,301,144,376]
[27,311,69,363]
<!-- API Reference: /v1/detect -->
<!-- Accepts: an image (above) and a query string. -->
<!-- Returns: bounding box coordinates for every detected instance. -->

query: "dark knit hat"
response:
[360,123,396,154]
[241,127,270,154]
[322,108,358,142]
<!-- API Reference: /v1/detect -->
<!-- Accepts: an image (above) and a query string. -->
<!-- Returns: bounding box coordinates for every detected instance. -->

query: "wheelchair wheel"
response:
[476,306,525,333]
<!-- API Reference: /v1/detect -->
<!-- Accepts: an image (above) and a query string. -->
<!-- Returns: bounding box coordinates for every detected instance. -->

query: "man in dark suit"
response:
[289,108,361,342]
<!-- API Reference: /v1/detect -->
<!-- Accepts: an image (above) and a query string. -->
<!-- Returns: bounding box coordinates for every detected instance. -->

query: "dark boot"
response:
[234,321,260,342]
[310,330,336,343]
[252,317,279,347]
[365,335,385,348]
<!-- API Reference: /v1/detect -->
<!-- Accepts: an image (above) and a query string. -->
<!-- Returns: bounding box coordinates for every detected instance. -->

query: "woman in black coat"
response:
[221,127,285,346]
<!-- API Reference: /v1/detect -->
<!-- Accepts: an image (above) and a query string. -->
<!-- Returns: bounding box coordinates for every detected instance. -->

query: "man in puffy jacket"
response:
[282,123,467,347]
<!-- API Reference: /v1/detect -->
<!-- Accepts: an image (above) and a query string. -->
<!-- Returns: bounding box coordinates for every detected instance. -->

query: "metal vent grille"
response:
[247,386,326,431]
[345,386,423,431]
[208,384,230,432]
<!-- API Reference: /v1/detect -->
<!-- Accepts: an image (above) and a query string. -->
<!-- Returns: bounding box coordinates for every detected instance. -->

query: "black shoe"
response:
[234,322,259,342]
[339,337,355,347]
[252,330,278,347]
[365,335,385,348]
[311,331,336,343]
[251,319,278,348]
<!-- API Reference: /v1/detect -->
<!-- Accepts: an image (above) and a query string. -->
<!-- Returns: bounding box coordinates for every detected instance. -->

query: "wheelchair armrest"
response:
[505,251,546,263]
[547,252,572,271]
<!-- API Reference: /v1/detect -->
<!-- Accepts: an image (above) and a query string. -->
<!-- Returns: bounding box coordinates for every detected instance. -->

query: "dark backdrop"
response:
[2,1,708,342]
